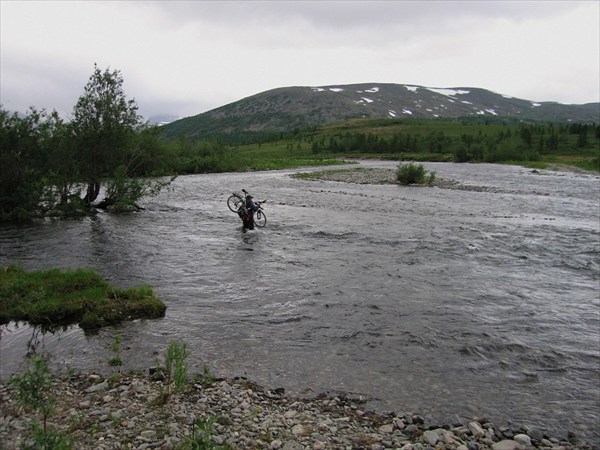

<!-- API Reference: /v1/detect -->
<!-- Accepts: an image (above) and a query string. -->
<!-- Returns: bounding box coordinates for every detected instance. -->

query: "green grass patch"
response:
[0,265,166,331]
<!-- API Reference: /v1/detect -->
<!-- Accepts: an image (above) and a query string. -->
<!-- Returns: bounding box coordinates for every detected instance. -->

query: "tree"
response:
[71,64,142,204]
[0,108,49,220]
[1,66,173,221]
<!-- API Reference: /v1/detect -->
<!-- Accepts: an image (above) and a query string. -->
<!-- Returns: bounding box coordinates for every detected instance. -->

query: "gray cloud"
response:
[1,1,598,121]
[142,1,578,30]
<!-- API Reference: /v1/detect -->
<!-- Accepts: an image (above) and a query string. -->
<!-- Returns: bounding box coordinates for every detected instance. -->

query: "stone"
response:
[514,433,532,447]
[312,433,327,442]
[469,422,485,437]
[86,380,109,393]
[492,440,519,450]
[450,414,464,427]
[284,410,297,419]
[282,442,303,450]
[378,423,394,434]
[443,430,458,445]
[394,418,406,429]
[467,440,479,450]
[422,430,439,446]
[140,430,156,439]
[219,381,232,393]
[404,424,420,436]
[528,429,544,442]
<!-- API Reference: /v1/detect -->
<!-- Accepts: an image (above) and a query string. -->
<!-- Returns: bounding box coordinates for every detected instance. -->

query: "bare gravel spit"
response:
[0,373,595,450]
[292,168,462,190]
[292,167,540,193]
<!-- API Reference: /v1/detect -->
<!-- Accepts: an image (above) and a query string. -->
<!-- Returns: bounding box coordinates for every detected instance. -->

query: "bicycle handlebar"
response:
[240,190,266,204]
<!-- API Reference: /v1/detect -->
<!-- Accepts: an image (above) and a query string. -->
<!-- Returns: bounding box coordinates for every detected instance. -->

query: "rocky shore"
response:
[292,166,590,194]
[1,372,596,450]
[292,167,469,190]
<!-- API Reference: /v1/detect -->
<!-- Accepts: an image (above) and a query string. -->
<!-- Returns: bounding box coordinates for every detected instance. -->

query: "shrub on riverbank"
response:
[0,266,166,331]
[9,355,74,449]
[396,162,436,185]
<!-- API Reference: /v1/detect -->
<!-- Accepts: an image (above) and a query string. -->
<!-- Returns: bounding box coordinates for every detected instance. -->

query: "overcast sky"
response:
[1,0,599,122]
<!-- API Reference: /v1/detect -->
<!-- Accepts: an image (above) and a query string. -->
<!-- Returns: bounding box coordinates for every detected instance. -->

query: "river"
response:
[1,160,599,444]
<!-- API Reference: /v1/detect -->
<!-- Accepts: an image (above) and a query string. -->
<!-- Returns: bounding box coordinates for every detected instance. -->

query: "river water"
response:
[1,161,599,443]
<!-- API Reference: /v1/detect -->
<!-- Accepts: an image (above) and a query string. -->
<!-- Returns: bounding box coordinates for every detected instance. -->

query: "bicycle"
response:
[227,189,267,228]
[252,200,267,228]
[227,189,247,212]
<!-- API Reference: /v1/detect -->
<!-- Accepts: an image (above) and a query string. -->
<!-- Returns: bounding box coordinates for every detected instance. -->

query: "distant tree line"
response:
[308,123,600,164]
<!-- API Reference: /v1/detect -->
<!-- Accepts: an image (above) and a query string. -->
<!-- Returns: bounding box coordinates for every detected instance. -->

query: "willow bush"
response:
[396,162,436,185]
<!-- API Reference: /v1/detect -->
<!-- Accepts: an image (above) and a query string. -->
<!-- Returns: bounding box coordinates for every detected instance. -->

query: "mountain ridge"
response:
[160,83,600,140]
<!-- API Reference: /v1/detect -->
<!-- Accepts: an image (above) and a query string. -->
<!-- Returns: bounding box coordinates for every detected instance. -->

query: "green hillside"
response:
[160,83,600,143]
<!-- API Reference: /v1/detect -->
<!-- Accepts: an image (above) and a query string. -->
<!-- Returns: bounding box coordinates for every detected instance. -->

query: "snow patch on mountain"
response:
[427,88,470,97]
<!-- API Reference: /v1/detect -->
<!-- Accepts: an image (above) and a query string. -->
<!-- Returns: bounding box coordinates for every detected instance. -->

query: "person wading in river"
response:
[238,193,258,231]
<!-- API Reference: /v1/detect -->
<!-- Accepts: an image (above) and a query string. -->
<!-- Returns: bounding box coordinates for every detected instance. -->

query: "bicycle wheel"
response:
[227,194,243,212]
[254,210,267,228]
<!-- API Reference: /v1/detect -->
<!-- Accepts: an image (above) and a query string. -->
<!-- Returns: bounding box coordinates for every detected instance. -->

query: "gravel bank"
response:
[291,168,461,190]
[292,167,553,193]
[1,373,595,450]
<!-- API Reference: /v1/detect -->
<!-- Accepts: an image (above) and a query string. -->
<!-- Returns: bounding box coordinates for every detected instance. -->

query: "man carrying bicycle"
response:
[238,193,258,231]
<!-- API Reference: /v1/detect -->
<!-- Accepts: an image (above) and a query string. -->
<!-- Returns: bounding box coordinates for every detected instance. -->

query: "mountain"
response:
[160,83,600,140]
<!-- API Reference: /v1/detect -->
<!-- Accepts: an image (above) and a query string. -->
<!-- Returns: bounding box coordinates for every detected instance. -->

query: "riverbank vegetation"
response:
[0,265,166,331]
[0,64,175,222]
[6,338,228,450]
[2,66,598,222]
[396,162,436,185]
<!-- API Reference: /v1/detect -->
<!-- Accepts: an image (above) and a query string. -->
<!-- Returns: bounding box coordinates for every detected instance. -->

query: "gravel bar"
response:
[1,373,596,450]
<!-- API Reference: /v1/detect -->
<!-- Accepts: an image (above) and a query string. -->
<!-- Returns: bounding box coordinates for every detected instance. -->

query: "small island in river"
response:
[0,265,166,331]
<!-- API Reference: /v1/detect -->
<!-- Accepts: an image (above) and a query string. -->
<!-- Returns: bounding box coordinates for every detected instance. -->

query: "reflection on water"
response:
[1,161,599,444]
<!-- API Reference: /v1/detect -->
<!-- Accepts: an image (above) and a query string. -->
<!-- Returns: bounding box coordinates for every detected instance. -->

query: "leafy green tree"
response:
[38,112,85,216]
[71,64,142,204]
[0,108,50,220]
